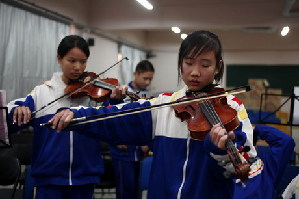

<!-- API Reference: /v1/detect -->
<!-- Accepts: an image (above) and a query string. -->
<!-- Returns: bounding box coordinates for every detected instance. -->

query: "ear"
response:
[215,60,223,74]
[57,55,62,64]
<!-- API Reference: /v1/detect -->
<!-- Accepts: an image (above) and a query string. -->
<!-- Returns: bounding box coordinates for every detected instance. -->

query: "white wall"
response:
[82,32,120,81]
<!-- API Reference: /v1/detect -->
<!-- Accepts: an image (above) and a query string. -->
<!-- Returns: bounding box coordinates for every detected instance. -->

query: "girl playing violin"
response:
[49,30,261,199]
[7,35,124,199]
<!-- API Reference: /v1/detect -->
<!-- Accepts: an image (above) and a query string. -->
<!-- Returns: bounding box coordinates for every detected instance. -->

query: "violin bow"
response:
[41,85,251,127]
[32,57,129,117]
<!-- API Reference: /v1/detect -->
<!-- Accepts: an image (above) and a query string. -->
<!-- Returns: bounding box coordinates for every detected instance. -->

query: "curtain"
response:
[0,2,70,102]
[119,44,146,85]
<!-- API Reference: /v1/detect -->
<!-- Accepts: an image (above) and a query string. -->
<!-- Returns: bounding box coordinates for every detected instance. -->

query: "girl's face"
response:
[58,47,88,84]
[181,50,220,91]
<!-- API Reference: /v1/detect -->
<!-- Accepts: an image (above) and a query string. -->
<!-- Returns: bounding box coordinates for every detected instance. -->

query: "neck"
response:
[61,75,69,85]
[186,84,215,96]
[132,81,142,91]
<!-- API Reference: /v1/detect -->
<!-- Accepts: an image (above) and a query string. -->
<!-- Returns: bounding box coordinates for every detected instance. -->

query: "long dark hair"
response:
[177,30,224,84]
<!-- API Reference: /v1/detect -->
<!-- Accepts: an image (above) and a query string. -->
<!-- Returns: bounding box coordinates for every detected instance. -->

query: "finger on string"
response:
[228,131,235,140]
[210,123,221,141]
[215,127,226,147]
[218,134,228,150]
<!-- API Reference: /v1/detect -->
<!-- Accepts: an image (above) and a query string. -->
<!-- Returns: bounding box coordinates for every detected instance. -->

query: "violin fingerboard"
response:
[199,101,225,129]
[92,79,116,90]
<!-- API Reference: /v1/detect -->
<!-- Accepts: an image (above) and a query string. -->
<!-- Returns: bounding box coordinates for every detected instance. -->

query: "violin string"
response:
[199,94,242,165]
[194,92,249,180]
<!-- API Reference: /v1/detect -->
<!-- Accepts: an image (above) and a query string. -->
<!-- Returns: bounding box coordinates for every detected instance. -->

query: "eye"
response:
[202,65,210,68]
[184,59,193,66]
[68,59,75,63]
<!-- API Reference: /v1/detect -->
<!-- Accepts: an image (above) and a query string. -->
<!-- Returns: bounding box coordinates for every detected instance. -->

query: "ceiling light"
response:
[171,27,181,34]
[181,33,187,40]
[281,26,290,36]
[136,0,153,10]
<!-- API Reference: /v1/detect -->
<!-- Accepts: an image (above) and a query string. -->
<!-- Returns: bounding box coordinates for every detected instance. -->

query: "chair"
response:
[2,144,32,166]
[1,131,33,199]
[93,142,116,199]
[0,154,21,199]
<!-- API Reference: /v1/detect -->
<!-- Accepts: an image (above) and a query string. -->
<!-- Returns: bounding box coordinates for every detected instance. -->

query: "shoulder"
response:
[161,92,174,96]
[227,95,244,106]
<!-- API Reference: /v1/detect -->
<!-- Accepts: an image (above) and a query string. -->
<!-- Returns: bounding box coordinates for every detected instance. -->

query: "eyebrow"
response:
[68,56,87,60]
[184,56,194,60]
[184,57,212,63]
[200,58,212,63]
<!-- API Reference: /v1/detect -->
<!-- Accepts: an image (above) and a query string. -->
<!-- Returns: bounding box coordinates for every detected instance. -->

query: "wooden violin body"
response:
[65,72,119,103]
[65,72,140,103]
[173,88,239,140]
[172,86,251,182]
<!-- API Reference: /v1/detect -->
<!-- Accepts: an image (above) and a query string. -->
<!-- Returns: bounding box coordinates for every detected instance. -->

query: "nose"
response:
[73,62,81,71]
[190,65,201,77]
[145,79,151,85]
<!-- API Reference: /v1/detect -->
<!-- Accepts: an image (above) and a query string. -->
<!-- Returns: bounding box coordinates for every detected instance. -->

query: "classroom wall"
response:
[81,32,120,80]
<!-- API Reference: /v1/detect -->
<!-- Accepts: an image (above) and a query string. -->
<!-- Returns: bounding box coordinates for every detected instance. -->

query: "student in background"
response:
[234,125,295,199]
[48,30,260,199]
[108,60,155,199]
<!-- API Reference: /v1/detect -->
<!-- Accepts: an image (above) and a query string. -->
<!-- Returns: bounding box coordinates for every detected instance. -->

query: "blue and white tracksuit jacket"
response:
[7,72,104,186]
[68,86,260,199]
[234,125,295,199]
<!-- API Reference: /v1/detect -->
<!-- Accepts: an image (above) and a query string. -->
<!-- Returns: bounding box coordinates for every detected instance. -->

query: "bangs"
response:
[189,39,217,59]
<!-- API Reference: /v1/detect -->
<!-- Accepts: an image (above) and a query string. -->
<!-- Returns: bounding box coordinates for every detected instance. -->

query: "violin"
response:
[172,86,251,182]
[33,57,130,116]
[64,72,140,103]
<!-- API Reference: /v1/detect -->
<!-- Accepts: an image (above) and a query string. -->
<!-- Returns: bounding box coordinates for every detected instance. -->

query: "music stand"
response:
[258,93,299,135]
[0,107,11,147]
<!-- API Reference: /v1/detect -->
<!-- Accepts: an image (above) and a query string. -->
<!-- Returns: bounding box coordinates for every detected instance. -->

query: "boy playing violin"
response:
[105,60,155,199]
[49,30,261,199]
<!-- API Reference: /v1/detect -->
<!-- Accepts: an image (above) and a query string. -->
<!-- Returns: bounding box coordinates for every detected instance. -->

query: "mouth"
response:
[71,73,82,78]
[189,80,200,86]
